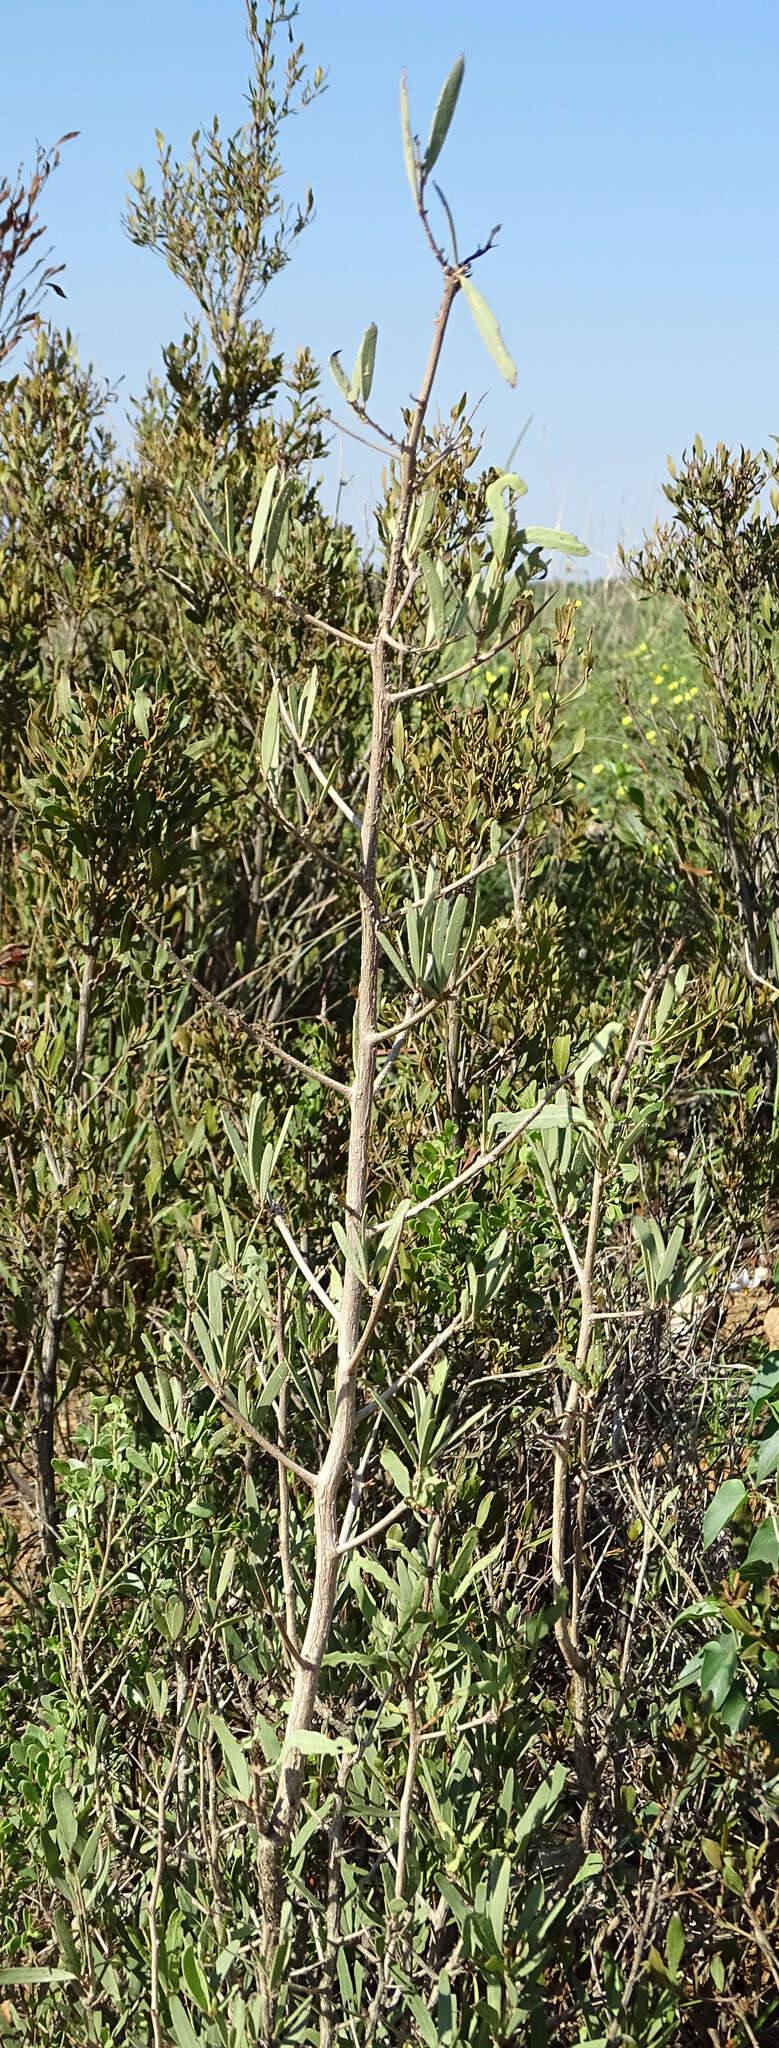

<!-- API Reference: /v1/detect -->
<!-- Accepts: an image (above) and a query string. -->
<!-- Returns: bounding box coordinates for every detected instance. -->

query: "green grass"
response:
[554,577,703,813]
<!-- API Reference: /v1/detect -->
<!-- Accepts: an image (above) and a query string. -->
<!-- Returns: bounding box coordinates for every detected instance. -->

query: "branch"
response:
[135,915,351,1101]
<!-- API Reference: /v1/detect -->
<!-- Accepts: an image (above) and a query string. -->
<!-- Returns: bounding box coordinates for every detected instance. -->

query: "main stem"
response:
[267,272,460,1853]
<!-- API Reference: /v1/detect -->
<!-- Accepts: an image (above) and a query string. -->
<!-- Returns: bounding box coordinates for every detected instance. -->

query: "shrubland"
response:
[0,9,778,2044]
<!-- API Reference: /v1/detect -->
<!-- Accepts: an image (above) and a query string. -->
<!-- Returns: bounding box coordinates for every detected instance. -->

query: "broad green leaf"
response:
[745,1514,779,1572]
[755,1426,779,1483]
[166,1595,185,1642]
[423,55,465,175]
[515,1761,566,1846]
[210,1715,251,1802]
[409,489,438,557]
[522,525,588,558]
[248,465,278,573]
[699,1632,739,1711]
[702,1477,746,1549]
[399,72,419,203]
[461,276,517,387]
[350,322,378,406]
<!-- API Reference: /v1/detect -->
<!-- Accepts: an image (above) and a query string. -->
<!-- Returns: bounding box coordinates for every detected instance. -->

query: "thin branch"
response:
[277,684,363,831]
[270,1210,341,1326]
[136,915,351,1101]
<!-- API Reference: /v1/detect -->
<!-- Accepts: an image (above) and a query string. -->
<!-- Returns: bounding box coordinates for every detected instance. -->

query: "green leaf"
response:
[487,1855,510,1948]
[221,1111,249,1183]
[328,352,352,402]
[423,55,465,175]
[419,552,445,641]
[754,1426,779,1483]
[0,1968,78,1985]
[166,1595,185,1642]
[702,1477,746,1549]
[261,680,280,778]
[210,1714,251,1802]
[262,478,294,578]
[135,1370,164,1426]
[522,525,589,558]
[281,1727,354,1761]
[168,1995,202,2048]
[699,1632,740,1711]
[745,1514,779,1572]
[180,1946,210,2015]
[399,72,419,203]
[666,1911,684,1980]
[216,1545,236,1603]
[349,322,378,407]
[187,483,228,557]
[461,276,516,387]
[248,465,278,573]
[53,1785,78,1857]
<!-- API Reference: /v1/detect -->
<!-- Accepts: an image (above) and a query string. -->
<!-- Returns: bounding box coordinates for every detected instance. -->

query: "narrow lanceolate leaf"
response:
[400,72,419,203]
[261,679,280,777]
[188,483,229,556]
[462,277,517,387]
[224,479,235,559]
[423,56,465,176]
[248,465,278,573]
[522,526,589,558]
[210,1715,251,1802]
[328,351,352,402]
[350,323,378,407]
[262,478,294,579]
[420,553,445,642]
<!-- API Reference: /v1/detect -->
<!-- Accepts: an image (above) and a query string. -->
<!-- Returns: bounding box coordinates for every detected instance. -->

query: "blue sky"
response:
[4,0,779,570]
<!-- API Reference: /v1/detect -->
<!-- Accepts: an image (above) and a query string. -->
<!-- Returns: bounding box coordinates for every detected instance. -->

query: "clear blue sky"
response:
[4,0,779,570]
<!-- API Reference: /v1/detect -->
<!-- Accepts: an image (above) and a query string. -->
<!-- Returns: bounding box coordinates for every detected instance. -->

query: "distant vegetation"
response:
[1,8,778,2044]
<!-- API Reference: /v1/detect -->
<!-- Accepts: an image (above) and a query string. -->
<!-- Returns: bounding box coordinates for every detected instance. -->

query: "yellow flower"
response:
[592,764,604,775]
[646,729,657,743]
[688,685,699,698]
[650,694,658,705]
[654,673,664,685]
[621,714,632,727]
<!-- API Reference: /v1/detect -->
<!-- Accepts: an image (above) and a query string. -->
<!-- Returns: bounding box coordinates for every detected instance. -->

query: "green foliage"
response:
[0,14,777,2048]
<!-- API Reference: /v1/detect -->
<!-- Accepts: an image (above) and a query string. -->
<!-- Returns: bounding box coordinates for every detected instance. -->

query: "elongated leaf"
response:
[53,1785,77,1856]
[423,55,465,175]
[181,1946,210,2015]
[261,679,280,777]
[224,480,235,559]
[399,72,419,203]
[461,276,516,387]
[328,351,351,402]
[0,1967,78,1985]
[702,1478,746,1548]
[754,1426,779,1483]
[221,1110,249,1183]
[281,1727,354,1761]
[263,478,294,578]
[187,483,229,556]
[350,322,377,406]
[522,525,588,559]
[210,1715,251,1802]
[255,1356,289,1409]
[135,1369,164,1426]
[248,466,278,573]
[409,489,438,558]
[420,553,445,642]
[168,1996,202,2048]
